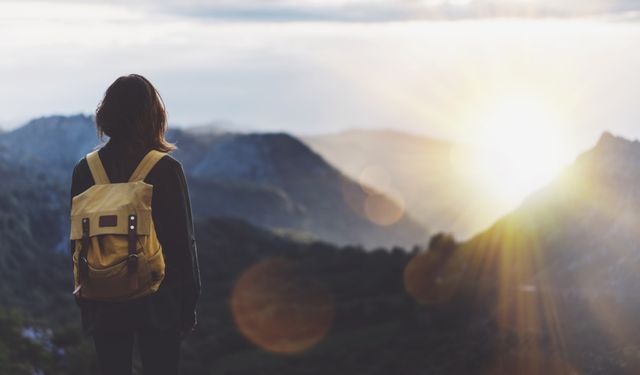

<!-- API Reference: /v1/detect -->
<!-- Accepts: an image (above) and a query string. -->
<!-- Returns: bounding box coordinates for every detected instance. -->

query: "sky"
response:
[0,0,639,159]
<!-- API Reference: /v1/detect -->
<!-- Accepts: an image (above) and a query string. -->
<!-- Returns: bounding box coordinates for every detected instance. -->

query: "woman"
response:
[69,74,201,375]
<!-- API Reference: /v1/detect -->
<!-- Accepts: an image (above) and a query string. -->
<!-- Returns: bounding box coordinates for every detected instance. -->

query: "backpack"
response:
[70,149,166,301]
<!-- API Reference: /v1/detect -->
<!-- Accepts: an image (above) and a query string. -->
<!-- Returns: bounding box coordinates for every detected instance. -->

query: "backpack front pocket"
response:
[79,235,146,301]
[86,257,132,300]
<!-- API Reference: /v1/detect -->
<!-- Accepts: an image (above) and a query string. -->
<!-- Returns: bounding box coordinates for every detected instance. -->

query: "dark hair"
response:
[96,74,175,153]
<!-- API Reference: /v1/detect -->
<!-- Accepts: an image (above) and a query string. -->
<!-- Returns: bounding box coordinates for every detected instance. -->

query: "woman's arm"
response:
[177,161,202,331]
[152,157,202,332]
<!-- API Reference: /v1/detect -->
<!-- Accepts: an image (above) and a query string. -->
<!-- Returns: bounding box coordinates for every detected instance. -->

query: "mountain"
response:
[0,115,429,248]
[183,130,640,373]
[0,155,72,321]
[301,129,503,239]
[0,114,99,181]
[185,132,429,247]
[464,131,640,293]
[445,131,640,373]
[2,124,640,374]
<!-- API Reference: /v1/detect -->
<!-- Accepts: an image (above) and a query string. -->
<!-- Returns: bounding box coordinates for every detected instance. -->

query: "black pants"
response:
[90,299,182,375]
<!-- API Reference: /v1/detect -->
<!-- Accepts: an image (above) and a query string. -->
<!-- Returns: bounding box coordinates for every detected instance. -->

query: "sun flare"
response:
[467,94,570,207]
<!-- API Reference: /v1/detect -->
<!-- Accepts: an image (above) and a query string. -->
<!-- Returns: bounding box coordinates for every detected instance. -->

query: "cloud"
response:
[2,0,640,22]
[0,0,639,152]
[130,0,640,22]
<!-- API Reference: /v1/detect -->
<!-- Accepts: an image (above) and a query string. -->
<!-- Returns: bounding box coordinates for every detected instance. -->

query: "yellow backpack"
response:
[70,149,166,301]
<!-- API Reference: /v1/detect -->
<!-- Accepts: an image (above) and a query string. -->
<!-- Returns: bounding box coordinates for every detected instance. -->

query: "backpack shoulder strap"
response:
[86,150,111,185]
[129,150,167,182]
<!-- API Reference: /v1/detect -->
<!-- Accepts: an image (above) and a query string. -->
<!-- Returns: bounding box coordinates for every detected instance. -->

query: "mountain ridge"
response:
[0,114,429,248]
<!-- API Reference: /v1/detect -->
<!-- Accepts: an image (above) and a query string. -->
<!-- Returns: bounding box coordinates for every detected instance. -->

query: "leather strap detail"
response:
[86,151,111,185]
[127,214,138,274]
[79,217,91,285]
[128,150,167,182]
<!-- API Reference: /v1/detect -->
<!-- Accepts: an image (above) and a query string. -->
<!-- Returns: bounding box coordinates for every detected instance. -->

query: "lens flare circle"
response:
[364,188,406,226]
[340,168,406,226]
[231,258,335,355]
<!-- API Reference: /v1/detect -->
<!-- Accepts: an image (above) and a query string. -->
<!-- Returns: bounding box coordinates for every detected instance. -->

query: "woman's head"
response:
[96,74,175,152]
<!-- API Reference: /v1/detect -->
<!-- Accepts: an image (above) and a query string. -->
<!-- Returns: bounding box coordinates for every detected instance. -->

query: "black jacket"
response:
[69,139,201,334]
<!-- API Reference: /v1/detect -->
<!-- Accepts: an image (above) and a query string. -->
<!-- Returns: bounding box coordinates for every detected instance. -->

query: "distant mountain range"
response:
[0,115,429,248]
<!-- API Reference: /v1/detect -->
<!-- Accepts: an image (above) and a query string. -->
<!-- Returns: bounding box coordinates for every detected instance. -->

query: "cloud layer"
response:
[3,0,640,22]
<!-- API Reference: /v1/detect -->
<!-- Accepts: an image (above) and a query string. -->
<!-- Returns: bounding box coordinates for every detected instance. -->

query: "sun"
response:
[467,93,570,208]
